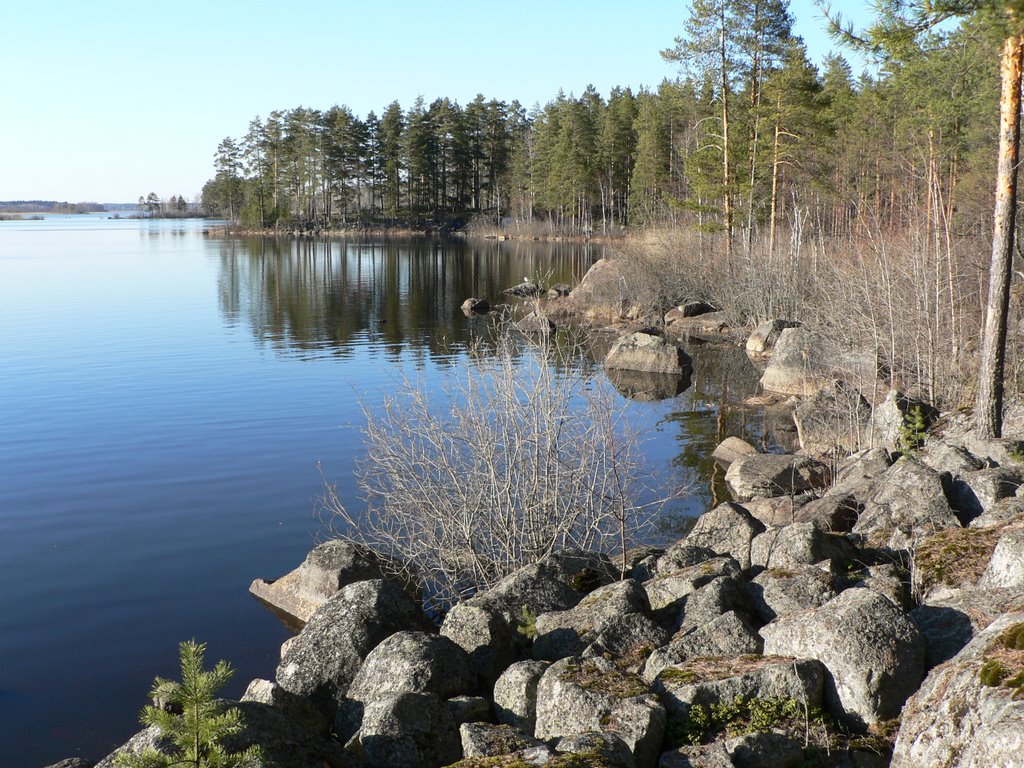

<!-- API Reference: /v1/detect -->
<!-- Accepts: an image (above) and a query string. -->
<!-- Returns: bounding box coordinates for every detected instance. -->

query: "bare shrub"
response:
[808,226,986,410]
[606,222,817,327]
[321,322,663,612]
[613,214,990,411]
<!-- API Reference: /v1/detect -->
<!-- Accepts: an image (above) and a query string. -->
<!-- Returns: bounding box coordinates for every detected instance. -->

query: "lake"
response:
[0,215,770,767]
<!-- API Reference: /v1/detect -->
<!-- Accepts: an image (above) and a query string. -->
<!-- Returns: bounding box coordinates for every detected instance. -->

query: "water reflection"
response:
[663,340,798,512]
[212,234,790,527]
[215,236,597,361]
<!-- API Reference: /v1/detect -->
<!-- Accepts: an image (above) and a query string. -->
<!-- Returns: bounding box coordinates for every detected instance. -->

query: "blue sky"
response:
[0,1,872,203]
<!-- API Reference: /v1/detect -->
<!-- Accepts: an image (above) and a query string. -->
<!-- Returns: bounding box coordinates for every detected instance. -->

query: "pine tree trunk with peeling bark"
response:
[976,31,1024,438]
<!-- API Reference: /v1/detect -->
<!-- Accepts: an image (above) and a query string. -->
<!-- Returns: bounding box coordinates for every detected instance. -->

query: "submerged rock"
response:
[724,454,830,502]
[249,540,399,627]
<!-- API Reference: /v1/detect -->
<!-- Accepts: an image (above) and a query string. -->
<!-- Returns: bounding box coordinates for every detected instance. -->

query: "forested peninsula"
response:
[202,7,997,244]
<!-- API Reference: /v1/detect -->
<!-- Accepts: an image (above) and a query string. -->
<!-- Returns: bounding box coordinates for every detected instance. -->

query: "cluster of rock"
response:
[80,426,1024,768]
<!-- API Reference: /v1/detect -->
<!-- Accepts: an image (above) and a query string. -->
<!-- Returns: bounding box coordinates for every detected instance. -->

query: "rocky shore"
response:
[53,259,1024,768]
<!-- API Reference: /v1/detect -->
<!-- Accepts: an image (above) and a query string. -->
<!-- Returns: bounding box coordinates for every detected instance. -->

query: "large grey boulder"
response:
[459,722,542,758]
[604,332,692,376]
[666,311,732,340]
[336,631,476,740]
[750,521,855,571]
[556,732,638,767]
[791,493,860,533]
[675,575,753,634]
[908,585,1024,668]
[684,503,766,571]
[919,440,987,476]
[891,612,1024,768]
[346,630,475,701]
[869,390,936,453]
[534,579,650,661]
[792,380,872,458]
[741,494,814,528]
[439,603,519,690]
[723,733,806,768]
[759,327,875,396]
[760,588,926,727]
[659,734,806,768]
[241,677,331,736]
[970,497,1024,528]
[643,612,763,682]
[658,742,733,768]
[853,455,962,548]
[979,527,1024,589]
[654,655,825,722]
[711,436,758,466]
[725,454,830,502]
[745,319,801,356]
[224,701,358,768]
[275,579,431,718]
[655,544,720,575]
[249,541,398,626]
[644,556,741,613]
[493,659,550,733]
[851,563,913,611]
[95,727,166,768]
[950,467,1024,523]
[446,696,492,726]
[356,691,462,768]
[582,613,672,664]
[744,564,837,623]
[829,447,892,500]
[535,656,666,768]
[440,550,615,684]
[561,258,628,321]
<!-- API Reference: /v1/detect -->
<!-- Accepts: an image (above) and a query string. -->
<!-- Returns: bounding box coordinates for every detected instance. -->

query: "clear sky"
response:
[0,0,873,204]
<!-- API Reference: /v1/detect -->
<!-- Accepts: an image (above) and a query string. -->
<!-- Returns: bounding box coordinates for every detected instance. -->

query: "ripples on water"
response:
[0,216,771,767]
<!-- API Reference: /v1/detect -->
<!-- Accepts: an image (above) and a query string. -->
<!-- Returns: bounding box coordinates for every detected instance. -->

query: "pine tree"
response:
[115,640,259,768]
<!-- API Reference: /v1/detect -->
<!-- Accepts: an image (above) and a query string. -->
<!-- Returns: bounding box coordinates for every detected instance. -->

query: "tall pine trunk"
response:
[720,19,734,262]
[976,31,1024,437]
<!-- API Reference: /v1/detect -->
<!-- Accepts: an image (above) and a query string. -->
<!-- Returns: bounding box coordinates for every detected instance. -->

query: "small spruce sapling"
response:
[115,639,259,768]
[897,406,928,453]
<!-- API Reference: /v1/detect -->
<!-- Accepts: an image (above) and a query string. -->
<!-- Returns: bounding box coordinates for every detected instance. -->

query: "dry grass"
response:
[561,659,650,699]
[606,220,998,412]
[658,655,796,686]
[913,527,1002,594]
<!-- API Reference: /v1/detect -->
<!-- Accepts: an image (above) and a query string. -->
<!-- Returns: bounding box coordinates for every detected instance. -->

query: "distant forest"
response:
[201,4,1000,241]
[0,200,106,213]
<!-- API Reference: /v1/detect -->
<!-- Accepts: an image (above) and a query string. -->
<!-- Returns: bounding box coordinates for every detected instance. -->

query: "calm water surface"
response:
[0,216,768,767]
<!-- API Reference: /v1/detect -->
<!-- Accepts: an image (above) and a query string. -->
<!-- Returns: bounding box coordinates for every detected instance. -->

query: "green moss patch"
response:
[666,694,895,764]
[979,622,1024,698]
